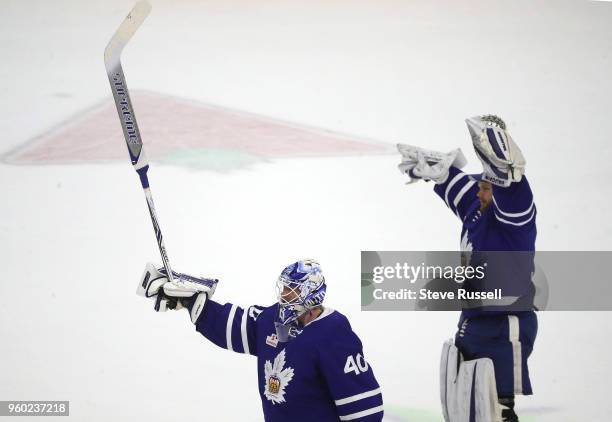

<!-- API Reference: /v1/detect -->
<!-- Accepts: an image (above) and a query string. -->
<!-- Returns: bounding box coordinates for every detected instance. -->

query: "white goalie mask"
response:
[275,259,326,342]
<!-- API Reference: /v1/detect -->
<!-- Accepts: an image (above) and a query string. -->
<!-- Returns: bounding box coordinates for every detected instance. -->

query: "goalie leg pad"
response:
[440,340,502,422]
[455,314,537,396]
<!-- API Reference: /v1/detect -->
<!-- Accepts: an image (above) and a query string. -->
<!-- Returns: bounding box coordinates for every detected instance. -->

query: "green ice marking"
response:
[159,148,264,171]
[361,273,375,306]
[385,406,443,421]
[385,405,539,422]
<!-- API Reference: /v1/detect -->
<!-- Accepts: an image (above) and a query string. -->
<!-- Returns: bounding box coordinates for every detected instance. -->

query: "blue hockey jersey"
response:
[433,166,537,316]
[195,300,384,422]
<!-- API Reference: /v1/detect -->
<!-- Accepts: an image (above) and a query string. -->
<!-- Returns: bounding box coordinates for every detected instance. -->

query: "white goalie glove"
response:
[397,144,467,184]
[136,262,218,323]
[465,115,526,187]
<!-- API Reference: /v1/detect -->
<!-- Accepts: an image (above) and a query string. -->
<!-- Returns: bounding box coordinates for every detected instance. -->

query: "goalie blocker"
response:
[136,263,218,323]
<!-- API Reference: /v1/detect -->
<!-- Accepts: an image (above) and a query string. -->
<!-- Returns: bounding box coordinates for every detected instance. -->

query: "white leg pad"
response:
[440,340,502,422]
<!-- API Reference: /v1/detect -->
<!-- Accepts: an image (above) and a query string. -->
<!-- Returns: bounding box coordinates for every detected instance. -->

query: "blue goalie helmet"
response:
[276,259,326,336]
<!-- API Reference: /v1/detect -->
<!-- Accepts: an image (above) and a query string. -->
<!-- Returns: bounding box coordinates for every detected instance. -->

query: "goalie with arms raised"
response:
[136,259,383,422]
[397,115,538,422]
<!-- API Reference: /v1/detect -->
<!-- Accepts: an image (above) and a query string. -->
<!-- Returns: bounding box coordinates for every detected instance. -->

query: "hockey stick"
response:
[104,1,175,284]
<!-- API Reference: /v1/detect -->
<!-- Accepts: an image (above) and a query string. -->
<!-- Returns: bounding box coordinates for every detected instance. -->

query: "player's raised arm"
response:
[432,166,480,222]
[397,144,479,221]
[467,115,536,230]
[318,322,384,421]
[489,178,536,229]
[136,262,261,356]
[194,300,263,356]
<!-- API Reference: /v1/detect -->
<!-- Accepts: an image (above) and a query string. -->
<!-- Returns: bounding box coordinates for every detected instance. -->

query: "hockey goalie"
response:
[137,259,384,421]
[397,115,538,422]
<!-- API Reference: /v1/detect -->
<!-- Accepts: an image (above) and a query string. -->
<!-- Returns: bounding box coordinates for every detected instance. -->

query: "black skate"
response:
[499,396,519,422]
[501,407,519,422]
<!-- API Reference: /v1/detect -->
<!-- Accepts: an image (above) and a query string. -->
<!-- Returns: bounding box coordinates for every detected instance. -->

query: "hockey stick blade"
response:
[104,1,151,68]
[104,1,151,171]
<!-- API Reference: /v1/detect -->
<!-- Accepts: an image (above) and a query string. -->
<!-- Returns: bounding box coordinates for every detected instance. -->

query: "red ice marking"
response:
[3,91,392,166]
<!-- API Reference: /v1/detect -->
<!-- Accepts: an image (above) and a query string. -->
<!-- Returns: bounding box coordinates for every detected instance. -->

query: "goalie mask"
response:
[275,259,326,342]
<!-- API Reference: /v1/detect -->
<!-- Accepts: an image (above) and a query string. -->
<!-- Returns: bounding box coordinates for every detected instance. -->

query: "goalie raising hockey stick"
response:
[137,259,384,421]
[104,1,177,289]
[106,4,384,421]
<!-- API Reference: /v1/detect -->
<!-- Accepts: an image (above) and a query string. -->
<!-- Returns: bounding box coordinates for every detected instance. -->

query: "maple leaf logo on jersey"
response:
[263,349,294,404]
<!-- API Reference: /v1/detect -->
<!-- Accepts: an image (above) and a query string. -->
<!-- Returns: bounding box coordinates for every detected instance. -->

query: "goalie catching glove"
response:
[466,115,525,187]
[397,144,467,184]
[136,262,218,323]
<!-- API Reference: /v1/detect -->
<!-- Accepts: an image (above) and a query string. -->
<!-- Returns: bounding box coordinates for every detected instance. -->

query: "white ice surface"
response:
[1,1,612,421]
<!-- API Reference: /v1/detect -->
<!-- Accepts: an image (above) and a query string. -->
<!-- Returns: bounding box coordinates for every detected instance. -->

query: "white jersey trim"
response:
[508,315,523,394]
[494,209,535,226]
[444,173,466,209]
[453,180,476,211]
[241,307,250,355]
[335,387,381,406]
[339,405,384,421]
[305,307,335,327]
[492,196,534,218]
[226,304,238,352]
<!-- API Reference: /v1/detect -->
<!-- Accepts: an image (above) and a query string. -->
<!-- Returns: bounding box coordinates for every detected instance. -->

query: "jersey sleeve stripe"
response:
[339,405,384,421]
[444,173,467,208]
[240,306,250,355]
[453,180,476,209]
[335,387,381,406]
[494,208,535,226]
[226,304,238,352]
[492,196,534,218]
